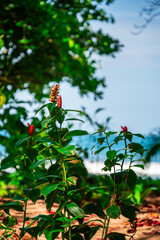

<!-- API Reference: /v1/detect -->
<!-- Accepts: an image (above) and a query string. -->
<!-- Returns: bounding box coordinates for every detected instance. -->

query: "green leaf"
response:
[46,190,58,211]
[110,171,123,185]
[41,183,59,197]
[106,205,120,219]
[107,150,117,160]
[90,225,102,239]
[28,189,40,203]
[98,137,105,145]
[103,159,115,171]
[32,214,55,223]
[25,227,39,238]
[16,136,31,146]
[126,169,137,189]
[2,215,17,227]
[71,193,82,206]
[47,102,56,112]
[105,131,117,137]
[0,226,14,231]
[128,142,144,154]
[141,187,156,204]
[133,133,145,139]
[54,145,76,156]
[0,155,17,170]
[114,136,123,144]
[65,118,84,123]
[120,198,134,205]
[36,137,52,143]
[26,148,38,161]
[95,146,107,155]
[84,225,102,240]
[67,177,76,185]
[63,130,88,140]
[82,203,105,219]
[69,38,74,47]
[121,204,140,223]
[48,163,62,176]
[44,226,63,240]
[57,217,68,223]
[0,201,23,212]
[111,169,137,189]
[54,198,70,217]
[97,194,111,209]
[66,202,84,218]
[132,164,144,170]
[35,103,50,114]
[95,107,105,114]
[107,232,126,240]
[32,214,55,235]
[0,38,4,49]
[41,116,52,127]
[71,233,84,240]
[65,109,82,114]
[32,159,47,169]
[125,132,133,142]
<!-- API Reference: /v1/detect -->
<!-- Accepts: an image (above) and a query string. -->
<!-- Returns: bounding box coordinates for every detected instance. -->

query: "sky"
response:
[58,0,160,135]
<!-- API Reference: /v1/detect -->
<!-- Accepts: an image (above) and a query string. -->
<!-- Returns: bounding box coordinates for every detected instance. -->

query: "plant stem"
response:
[121,136,127,171]
[104,217,110,239]
[68,212,71,240]
[19,198,27,239]
[106,136,116,193]
[62,160,67,240]
[101,216,107,240]
[122,152,137,197]
[121,160,132,198]
[0,234,7,240]
[113,165,116,194]
[62,162,66,184]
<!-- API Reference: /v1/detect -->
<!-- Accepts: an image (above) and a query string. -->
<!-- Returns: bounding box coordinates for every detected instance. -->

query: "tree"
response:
[134,0,160,34]
[145,130,160,162]
[0,0,122,157]
[0,0,122,99]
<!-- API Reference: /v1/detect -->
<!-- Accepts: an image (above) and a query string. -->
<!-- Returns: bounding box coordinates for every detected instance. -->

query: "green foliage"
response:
[106,205,120,219]
[0,95,146,239]
[130,183,157,206]
[0,0,122,98]
[0,201,23,213]
[0,0,122,178]
[92,128,146,238]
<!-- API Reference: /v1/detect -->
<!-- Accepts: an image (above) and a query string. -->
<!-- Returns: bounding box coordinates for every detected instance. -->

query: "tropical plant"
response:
[0,88,146,239]
[130,183,156,206]
[0,0,123,164]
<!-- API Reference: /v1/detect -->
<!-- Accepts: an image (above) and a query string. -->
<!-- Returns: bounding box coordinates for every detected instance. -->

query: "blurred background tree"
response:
[134,0,160,34]
[0,0,122,156]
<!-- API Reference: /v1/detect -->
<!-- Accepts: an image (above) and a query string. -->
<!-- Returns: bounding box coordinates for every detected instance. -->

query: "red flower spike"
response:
[27,123,34,136]
[121,126,128,133]
[49,84,60,103]
[57,95,62,108]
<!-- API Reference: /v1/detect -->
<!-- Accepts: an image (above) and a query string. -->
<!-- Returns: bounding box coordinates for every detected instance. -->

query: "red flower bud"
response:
[121,126,128,133]
[57,95,62,108]
[27,123,34,136]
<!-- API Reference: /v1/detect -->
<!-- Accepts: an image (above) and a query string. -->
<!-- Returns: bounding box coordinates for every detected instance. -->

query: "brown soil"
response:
[0,196,160,240]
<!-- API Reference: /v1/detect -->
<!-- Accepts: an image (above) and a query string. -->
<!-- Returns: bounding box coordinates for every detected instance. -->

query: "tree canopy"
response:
[0,0,122,157]
[0,0,122,99]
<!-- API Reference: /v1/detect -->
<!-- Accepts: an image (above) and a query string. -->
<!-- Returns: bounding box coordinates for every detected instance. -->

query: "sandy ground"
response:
[0,196,160,240]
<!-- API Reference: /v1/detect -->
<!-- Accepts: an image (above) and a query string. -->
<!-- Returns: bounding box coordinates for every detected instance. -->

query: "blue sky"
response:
[59,0,160,135]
